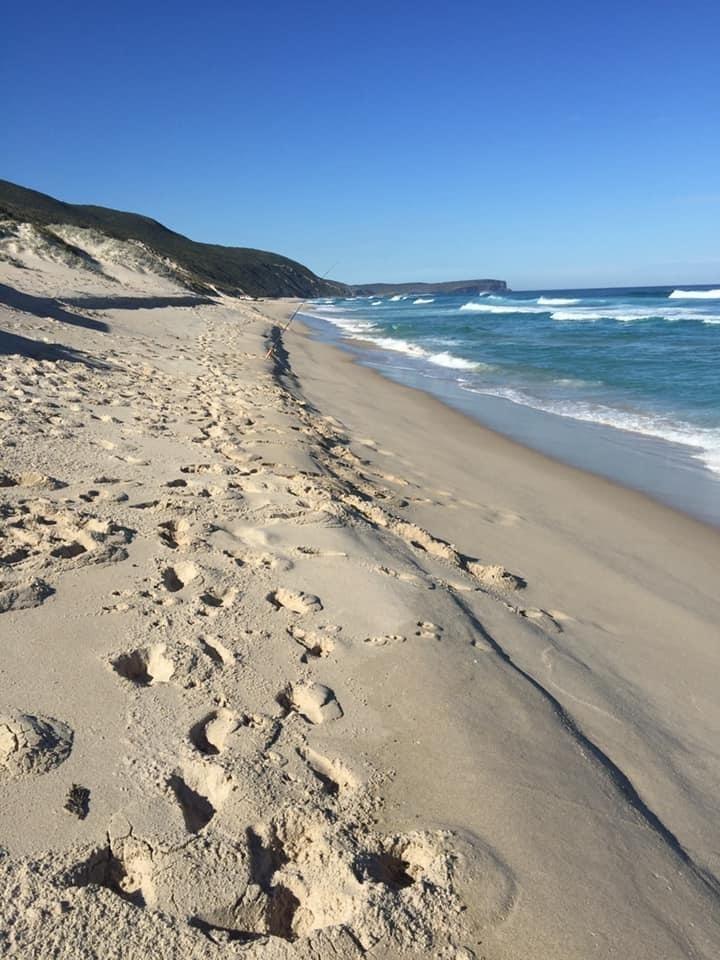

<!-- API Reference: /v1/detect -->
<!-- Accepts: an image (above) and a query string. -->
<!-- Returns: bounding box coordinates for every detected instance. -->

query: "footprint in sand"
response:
[0,471,64,490]
[1,505,132,569]
[158,518,192,550]
[197,635,234,666]
[168,760,232,833]
[0,578,54,614]
[0,713,73,779]
[519,608,570,632]
[111,643,175,686]
[300,747,358,796]
[295,546,348,560]
[287,624,336,660]
[189,708,238,756]
[280,682,343,724]
[364,634,406,646]
[268,588,322,616]
[161,561,200,593]
[375,565,423,587]
[466,561,525,591]
[415,621,444,641]
[198,586,239,615]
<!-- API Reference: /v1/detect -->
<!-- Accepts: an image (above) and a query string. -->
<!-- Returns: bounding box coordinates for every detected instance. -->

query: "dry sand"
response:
[1,245,719,959]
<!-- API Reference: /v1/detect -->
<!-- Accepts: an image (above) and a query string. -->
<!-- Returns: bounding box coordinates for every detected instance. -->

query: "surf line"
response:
[264,261,339,361]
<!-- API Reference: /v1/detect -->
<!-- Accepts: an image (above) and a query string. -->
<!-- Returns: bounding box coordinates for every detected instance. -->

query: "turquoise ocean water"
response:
[302,285,720,523]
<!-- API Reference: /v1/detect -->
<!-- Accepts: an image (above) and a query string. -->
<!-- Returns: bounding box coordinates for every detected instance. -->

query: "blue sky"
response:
[4,1,720,289]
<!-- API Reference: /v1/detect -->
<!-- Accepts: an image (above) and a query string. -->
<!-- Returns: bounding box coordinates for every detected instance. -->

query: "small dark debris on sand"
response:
[65,784,91,819]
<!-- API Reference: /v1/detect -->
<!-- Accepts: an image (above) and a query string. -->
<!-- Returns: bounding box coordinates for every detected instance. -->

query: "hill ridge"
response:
[0,179,507,300]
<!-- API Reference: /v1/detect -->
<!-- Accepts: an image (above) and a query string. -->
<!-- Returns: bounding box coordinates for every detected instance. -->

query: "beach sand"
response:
[1,255,719,958]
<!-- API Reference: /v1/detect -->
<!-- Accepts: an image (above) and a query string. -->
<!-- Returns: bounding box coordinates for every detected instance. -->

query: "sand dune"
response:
[1,246,719,958]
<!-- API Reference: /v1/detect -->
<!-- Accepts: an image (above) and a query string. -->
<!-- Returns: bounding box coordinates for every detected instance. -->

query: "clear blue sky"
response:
[4,1,720,289]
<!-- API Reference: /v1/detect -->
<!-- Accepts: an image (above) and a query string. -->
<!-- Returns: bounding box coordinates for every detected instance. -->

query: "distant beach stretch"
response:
[303,286,720,525]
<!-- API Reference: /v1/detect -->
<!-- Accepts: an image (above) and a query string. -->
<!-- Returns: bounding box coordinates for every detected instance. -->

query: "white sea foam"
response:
[552,377,598,387]
[365,336,427,356]
[311,309,482,370]
[552,310,615,322]
[334,320,378,335]
[459,385,720,476]
[314,304,348,314]
[669,288,720,299]
[370,300,383,305]
[426,351,478,369]
[362,337,480,370]
[537,297,581,305]
[460,302,547,314]
[308,303,720,476]
[551,307,713,323]
[389,294,403,301]
[309,310,379,337]
[413,297,435,304]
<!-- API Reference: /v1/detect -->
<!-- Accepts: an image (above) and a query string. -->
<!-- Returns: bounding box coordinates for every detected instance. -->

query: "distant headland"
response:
[350,279,508,297]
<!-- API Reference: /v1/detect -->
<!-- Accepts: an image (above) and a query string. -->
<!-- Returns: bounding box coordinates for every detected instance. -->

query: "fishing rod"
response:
[264,261,339,361]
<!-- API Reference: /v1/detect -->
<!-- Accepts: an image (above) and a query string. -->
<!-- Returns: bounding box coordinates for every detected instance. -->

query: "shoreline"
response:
[287,308,720,568]
[299,306,720,528]
[285,304,720,917]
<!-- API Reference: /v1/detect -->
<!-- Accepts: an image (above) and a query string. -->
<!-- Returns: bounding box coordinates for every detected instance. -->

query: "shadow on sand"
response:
[0,282,109,332]
[62,294,213,311]
[0,329,106,366]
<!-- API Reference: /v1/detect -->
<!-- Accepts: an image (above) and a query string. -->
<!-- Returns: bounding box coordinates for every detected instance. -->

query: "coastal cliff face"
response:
[351,279,508,296]
[0,179,347,300]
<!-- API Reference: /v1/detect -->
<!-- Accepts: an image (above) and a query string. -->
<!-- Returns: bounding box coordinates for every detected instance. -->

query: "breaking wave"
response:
[669,289,720,299]
[536,296,581,306]
[551,307,714,323]
[361,335,479,369]
[305,290,720,492]
[459,302,547,314]
[305,309,480,371]
[426,351,479,369]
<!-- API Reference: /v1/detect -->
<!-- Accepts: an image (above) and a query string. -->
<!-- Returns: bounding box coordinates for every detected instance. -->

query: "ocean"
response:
[301,286,720,525]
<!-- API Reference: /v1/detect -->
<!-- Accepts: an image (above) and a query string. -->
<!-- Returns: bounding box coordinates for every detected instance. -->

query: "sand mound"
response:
[0,713,73,779]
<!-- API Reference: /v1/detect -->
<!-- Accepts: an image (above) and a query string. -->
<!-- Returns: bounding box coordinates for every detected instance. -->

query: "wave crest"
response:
[460,302,547,314]
[669,289,720,299]
[426,351,479,369]
[537,296,581,305]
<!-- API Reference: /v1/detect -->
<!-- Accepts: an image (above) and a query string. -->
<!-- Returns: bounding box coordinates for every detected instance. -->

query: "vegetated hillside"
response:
[0,179,348,299]
[351,279,508,296]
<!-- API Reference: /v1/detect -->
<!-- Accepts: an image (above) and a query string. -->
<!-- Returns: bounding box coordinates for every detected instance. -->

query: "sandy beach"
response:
[1,255,720,958]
